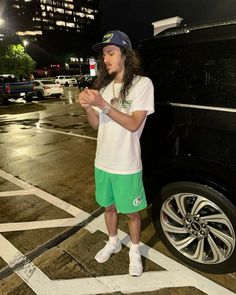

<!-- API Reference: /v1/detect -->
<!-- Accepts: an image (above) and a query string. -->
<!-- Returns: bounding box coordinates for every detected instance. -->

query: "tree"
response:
[0,44,36,79]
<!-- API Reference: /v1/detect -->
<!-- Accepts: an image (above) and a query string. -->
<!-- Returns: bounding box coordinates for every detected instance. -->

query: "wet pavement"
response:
[0,87,235,295]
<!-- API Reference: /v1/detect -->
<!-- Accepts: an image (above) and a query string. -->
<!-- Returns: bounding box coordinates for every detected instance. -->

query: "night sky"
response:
[99,0,236,41]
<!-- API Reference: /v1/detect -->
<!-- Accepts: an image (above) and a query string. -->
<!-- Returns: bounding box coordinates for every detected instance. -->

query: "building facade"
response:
[2,0,99,67]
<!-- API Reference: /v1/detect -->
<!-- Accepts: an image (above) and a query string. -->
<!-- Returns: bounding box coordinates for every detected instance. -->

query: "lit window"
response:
[16,31,43,36]
[40,5,45,10]
[65,10,72,15]
[66,22,75,28]
[42,12,46,16]
[13,4,20,8]
[33,17,42,21]
[76,12,85,17]
[87,14,94,20]
[56,21,66,26]
[47,6,53,11]
[54,8,64,14]
[64,4,74,9]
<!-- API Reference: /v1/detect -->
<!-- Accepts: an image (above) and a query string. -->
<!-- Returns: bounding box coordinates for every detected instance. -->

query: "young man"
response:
[78,30,154,276]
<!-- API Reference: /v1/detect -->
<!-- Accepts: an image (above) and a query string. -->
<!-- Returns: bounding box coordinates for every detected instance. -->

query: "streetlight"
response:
[0,18,4,27]
[23,40,29,48]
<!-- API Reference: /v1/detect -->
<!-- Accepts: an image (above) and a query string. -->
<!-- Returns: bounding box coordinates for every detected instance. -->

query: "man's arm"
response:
[78,91,99,130]
[81,88,147,132]
[85,106,99,130]
[106,107,147,132]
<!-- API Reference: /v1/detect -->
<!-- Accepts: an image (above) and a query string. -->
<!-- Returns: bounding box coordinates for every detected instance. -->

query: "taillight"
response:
[5,84,11,93]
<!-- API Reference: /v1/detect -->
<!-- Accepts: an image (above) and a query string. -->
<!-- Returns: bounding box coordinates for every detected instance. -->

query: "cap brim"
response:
[92,42,116,53]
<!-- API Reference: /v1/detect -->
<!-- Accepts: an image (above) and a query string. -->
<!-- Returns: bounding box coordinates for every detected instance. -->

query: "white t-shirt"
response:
[95,75,154,174]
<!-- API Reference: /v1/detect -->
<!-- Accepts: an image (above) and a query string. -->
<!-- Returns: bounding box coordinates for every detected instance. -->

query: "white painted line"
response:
[0,170,235,295]
[0,189,37,197]
[0,170,33,190]
[36,126,97,141]
[0,230,234,295]
[0,234,53,294]
[0,217,86,233]
[86,214,236,295]
[86,214,187,271]
[0,234,113,295]
[52,271,190,294]
[0,169,89,218]
[31,189,89,218]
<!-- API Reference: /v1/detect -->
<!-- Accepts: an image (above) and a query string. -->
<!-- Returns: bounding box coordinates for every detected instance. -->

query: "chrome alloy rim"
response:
[160,193,235,264]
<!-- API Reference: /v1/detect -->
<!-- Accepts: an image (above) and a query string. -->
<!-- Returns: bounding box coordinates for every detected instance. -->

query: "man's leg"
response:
[127,211,143,276]
[95,205,122,263]
[127,212,141,243]
[105,205,119,236]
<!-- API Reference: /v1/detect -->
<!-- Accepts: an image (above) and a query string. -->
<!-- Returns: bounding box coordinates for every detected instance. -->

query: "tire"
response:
[37,91,44,99]
[151,181,236,273]
[55,94,61,98]
[65,82,69,87]
[25,93,33,102]
[0,94,7,105]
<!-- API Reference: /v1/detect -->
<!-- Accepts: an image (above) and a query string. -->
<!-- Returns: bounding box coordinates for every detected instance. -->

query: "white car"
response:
[32,79,64,99]
[54,75,77,86]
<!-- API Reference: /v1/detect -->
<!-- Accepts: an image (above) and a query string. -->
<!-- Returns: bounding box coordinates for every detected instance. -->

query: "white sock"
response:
[130,242,139,252]
[109,235,119,245]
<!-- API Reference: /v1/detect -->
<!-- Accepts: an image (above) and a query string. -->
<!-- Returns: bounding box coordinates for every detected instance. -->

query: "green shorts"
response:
[95,167,147,214]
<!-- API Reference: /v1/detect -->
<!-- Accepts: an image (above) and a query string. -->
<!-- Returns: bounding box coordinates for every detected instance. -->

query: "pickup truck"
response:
[0,75,34,105]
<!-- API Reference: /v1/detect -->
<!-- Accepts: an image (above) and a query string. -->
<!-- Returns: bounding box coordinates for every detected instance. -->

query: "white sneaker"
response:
[95,240,122,263]
[129,249,143,276]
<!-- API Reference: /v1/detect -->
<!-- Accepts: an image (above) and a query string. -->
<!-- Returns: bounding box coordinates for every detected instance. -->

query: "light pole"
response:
[0,18,5,74]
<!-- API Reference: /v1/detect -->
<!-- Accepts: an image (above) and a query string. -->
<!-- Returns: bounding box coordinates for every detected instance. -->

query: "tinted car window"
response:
[142,39,236,108]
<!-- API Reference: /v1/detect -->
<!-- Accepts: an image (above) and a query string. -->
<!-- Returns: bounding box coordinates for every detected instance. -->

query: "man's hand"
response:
[76,88,92,110]
[79,88,106,108]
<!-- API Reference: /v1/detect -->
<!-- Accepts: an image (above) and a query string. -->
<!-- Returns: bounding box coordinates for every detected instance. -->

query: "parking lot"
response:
[0,87,235,295]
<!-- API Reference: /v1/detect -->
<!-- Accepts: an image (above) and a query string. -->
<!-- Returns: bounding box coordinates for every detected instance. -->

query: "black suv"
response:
[139,18,236,274]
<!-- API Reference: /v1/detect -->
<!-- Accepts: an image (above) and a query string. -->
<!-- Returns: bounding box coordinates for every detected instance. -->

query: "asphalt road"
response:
[0,87,235,295]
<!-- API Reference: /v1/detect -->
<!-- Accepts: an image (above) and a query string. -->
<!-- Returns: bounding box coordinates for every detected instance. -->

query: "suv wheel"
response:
[152,181,236,273]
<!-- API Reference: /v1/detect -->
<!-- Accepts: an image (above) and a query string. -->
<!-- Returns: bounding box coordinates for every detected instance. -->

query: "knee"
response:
[127,212,140,221]
[105,205,117,214]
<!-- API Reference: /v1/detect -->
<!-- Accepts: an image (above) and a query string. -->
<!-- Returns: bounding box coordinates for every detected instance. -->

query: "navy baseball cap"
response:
[92,30,132,53]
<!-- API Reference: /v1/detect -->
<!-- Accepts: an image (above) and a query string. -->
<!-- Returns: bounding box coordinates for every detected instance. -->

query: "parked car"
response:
[0,74,34,105]
[54,75,77,87]
[32,79,64,99]
[77,75,97,91]
[139,18,236,274]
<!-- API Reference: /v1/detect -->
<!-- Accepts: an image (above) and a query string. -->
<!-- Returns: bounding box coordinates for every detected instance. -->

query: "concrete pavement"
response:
[0,90,235,294]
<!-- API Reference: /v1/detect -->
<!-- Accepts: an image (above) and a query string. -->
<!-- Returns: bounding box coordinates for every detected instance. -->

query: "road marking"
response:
[0,218,87,232]
[37,126,97,140]
[0,169,235,295]
[0,170,89,218]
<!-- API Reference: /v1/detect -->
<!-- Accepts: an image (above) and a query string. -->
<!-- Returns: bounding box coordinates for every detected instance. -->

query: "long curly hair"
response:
[93,47,143,101]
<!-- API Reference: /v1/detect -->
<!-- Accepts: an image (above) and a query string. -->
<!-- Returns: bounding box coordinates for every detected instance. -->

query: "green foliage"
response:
[0,43,36,79]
